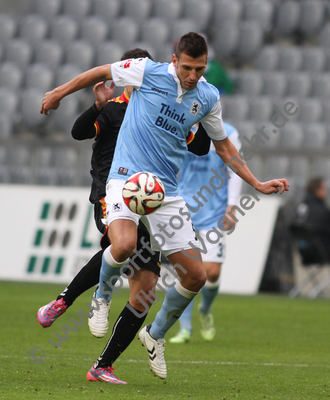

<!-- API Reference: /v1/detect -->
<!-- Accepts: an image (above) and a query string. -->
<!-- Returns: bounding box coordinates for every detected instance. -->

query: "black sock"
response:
[57,250,103,307]
[95,302,148,368]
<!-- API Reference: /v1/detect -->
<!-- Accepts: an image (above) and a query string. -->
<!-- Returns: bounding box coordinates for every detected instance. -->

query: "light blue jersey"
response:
[178,123,240,230]
[108,58,227,196]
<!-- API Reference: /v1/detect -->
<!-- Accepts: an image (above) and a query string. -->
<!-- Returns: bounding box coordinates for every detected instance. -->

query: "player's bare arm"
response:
[213,137,289,195]
[40,64,112,115]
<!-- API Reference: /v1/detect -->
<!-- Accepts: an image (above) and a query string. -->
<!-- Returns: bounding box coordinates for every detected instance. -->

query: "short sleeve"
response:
[199,96,227,141]
[110,57,148,88]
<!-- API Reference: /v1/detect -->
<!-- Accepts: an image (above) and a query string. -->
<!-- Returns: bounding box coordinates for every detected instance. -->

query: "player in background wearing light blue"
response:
[170,122,242,343]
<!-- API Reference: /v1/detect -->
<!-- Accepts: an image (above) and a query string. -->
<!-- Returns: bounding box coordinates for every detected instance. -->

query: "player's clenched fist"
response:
[40,90,61,115]
[256,178,289,195]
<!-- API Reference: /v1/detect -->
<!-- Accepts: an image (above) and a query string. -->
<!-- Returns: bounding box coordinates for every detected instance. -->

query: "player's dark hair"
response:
[306,177,325,195]
[175,32,208,59]
[121,48,153,61]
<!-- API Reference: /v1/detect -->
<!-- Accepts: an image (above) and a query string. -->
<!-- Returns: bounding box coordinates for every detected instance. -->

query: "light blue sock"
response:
[179,298,194,334]
[96,246,129,302]
[149,281,197,340]
[200,285,219,315]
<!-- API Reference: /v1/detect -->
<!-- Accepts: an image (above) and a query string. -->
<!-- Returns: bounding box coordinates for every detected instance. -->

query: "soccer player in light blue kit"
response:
[41,32,289,382]
[170,122,242,343]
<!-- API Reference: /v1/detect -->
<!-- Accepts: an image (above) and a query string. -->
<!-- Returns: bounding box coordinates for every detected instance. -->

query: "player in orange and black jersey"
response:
[37,48,211,384]
[73,89,130,235]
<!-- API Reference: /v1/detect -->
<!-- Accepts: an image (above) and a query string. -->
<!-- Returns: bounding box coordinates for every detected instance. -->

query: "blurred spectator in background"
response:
[296,178,330,230]
[294,177,330,260]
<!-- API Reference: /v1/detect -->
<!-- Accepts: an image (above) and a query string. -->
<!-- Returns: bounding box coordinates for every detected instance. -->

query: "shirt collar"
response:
[118,91,130,104]
[168,62,186,103]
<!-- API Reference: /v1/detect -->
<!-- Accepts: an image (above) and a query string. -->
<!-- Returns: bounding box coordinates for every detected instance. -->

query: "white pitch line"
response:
[4,355,329,369]
[124,359,330,369]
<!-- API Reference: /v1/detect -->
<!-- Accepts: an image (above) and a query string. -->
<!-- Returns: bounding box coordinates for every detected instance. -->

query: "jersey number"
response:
[217,243,223,258]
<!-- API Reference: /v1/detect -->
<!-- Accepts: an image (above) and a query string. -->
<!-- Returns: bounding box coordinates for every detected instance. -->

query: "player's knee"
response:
[122,240,136,255]
[113,236,136,256]
[186,268,207,291]
[207,269,220,283]
[197,269,207,288]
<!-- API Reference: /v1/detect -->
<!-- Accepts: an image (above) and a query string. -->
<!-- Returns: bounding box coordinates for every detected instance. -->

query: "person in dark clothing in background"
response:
[295,177,330,261]
[296,178,330,232]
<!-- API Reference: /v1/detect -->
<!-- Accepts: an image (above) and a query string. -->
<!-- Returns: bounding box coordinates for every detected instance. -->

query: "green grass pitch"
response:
[0,281,329,400]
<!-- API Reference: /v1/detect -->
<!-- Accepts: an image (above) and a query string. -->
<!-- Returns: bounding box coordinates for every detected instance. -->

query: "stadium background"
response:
[0,2,329,399]
[1,0,330,297]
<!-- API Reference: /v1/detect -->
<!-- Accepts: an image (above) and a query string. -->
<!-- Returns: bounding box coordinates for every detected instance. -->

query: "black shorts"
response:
[94,200,161,277]
[94,199,107,235]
